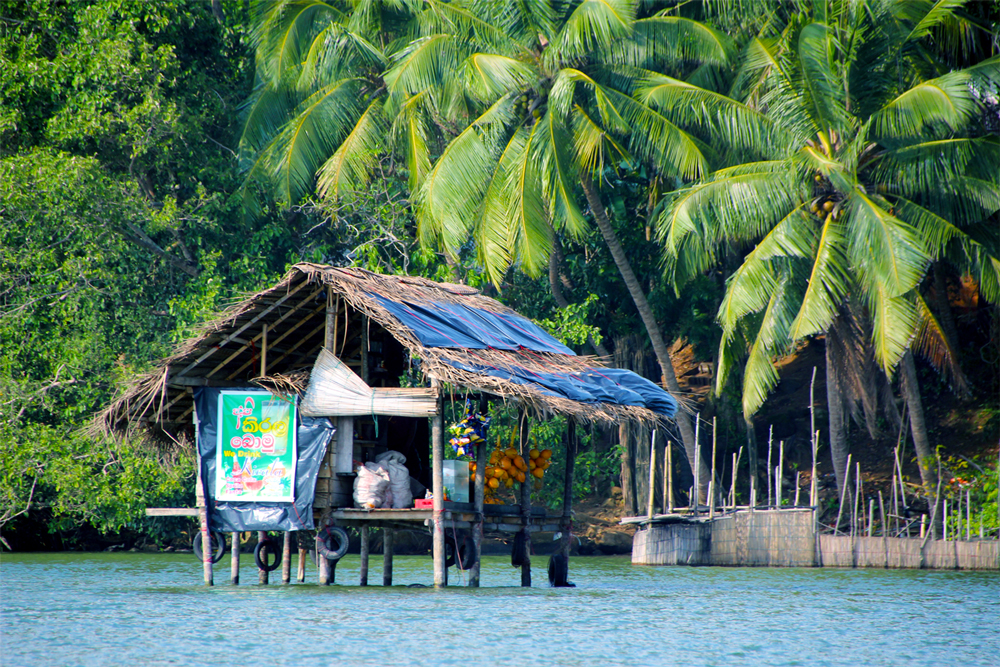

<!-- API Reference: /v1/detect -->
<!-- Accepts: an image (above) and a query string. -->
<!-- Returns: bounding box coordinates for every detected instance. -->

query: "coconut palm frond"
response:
[316,99,387,200]
[460,53,537,104]
[848,190,931,297]
[873,70,977,138]
[536,110,587,239]
[900,0,972,44]
[741,271,801,417]
[609,15,734,69]
[268,78,366,206]
[416,96,516,254]
[717,206,816,334]
[789,214,851,339]
[797,21,851,133]
[913,291,971,397]
[383,34,457,96]
[238,80,297,155]
[252,0,346,86]
[636,73,777,156]
[299,23,387,89]
[571,105,631,178]
[550,0,637,62]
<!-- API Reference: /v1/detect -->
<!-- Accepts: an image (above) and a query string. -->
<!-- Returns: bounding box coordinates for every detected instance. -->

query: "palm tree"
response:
[240,0,740,500]
[653,0,1000,502]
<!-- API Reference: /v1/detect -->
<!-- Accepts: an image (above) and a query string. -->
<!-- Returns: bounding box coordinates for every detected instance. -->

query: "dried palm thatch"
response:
[92,263,674,446]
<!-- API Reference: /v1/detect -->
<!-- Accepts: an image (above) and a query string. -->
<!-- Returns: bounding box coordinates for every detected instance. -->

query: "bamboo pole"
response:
[710,417,718,511]
[777,440,784,508]
[558,418,577,585]
[195,460,213,586]
[967,489,972,541]
[731,452,739,509]
[879,490,888,566]
[383,529,394,586]
[892,464,899,535]
[665,440,674,513]
[810,430,819,507]
[647,431,657,519]
[852,462,861,539]
[834,454,851,536]
[230,532,239,585]
[470,435,486,587]
[693,416,701,512]
[794,471,801,507]
[431,379,446,588]
[867,499,875,537]
[518,408,532,587]
[943,500,948,541]
[281,531,292,584]
[359,526,369,586]
[766,426,773,508]
[708,480,715,520]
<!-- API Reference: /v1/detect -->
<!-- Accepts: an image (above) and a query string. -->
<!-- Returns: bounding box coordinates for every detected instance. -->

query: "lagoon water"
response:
[2,552,998,666]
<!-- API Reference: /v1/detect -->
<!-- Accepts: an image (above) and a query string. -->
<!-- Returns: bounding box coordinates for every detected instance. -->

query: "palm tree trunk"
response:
[826,335,851,519]
[900,349,936,491]
[581,177,708,500]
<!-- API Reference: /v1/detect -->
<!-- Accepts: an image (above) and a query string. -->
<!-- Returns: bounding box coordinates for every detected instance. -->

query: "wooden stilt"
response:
[359,526,370,586]
[230,532,240,585]
[297,543,306,583]
[647,431,657,519]
[258,531,269,585]
[558,418,577,585]
[710,417,717,510]
[518,408,532,587]
[383,528,394,586]
[195,462,213,586]
[281,532,292,584]
[665,440,674,513]
[470,437,486,588]
[431,379,446,588]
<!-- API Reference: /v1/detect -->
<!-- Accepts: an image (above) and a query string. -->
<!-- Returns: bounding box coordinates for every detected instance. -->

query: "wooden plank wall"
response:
[817,535,1000,570]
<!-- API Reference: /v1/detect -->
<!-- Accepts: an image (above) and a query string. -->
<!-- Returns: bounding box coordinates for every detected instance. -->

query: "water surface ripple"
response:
[2,553,997,666]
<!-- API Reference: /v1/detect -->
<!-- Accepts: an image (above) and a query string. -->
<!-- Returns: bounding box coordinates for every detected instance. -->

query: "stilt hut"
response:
[96,263,677,587]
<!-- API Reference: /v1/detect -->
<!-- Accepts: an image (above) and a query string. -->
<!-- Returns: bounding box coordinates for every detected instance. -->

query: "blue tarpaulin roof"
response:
[374,293,677,419]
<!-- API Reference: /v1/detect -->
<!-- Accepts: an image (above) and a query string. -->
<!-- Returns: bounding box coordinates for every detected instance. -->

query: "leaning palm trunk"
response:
[826,335,851,521]
[581,178,709,501]
[900,350,937,491]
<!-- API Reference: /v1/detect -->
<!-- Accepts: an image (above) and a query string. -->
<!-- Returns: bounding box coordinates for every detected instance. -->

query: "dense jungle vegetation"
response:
[2,0,998,550]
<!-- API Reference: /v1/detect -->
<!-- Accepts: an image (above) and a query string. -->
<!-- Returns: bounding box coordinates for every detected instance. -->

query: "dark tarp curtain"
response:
[195,387,334,532]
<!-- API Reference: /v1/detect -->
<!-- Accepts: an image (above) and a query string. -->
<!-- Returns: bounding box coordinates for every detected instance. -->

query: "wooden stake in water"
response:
[834,454,851,536]
[777,440,784,508]
[852,462,861,538]
[231,532,240,585]
[966,489,971,541]
[297,542,306,583]
[867,499,875,537]
[731,452,739,509]
[694,416,701,510]
[665,440,674,513]
[710,417,718,510]
[767,426,774,508]
[708,480,715,519]
[943,500,948,541]
[281,531,292,584]
[810,430,819,508]
[794,471,801,507]
[647,431,657,519]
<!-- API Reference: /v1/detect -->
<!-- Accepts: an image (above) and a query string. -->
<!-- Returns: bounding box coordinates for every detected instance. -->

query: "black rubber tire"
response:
[316,526,350,562]
[254,536,281,572]
[444,540,457,568]
[193,531,226,564]
[548,552,570,587]
[456,532,477,571]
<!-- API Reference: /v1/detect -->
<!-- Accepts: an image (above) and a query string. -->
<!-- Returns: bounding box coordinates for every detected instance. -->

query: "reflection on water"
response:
[2,553,998,666]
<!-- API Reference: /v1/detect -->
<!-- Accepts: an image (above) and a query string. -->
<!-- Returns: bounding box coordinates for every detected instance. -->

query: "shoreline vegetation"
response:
[2,0,998,555]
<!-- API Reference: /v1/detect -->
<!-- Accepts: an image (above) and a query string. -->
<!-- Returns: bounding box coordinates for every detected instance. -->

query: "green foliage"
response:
[537,294,604,348]
[942,454,999,539]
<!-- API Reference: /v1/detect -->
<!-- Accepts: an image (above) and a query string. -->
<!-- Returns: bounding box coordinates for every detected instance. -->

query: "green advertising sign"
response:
[216,390,297,502]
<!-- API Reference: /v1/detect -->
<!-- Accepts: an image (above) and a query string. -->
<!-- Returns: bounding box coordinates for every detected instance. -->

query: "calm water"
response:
[2,552,998,666]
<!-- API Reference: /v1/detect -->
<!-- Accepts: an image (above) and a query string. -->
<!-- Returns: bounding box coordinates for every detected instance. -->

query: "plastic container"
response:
[442,460,470,503]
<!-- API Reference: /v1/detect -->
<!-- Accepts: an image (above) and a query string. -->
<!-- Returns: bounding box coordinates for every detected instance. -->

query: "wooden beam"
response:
[145,507,198,516]
[224,303,325,380]
[175,281,311,377]
[254,320,326,375]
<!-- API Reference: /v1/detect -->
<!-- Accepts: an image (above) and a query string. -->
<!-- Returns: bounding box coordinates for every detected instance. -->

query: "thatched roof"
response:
[95,263,675,443]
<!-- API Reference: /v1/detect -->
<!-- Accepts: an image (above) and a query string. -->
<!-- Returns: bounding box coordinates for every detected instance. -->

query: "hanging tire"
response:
[316,526,349,562]
[548,552,571,587]
[456,532,477,571]
[192,531,226,564]
[254,536,281,572]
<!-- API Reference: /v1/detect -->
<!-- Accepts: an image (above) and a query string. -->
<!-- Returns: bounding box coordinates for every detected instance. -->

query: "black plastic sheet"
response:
[195,387,334,532]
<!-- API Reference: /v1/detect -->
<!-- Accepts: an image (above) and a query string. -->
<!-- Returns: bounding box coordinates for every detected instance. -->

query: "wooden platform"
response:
[329,504,562,535]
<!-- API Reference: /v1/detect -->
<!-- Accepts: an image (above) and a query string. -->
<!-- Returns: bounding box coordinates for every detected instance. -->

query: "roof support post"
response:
[195,457,213,586]
[519,408,532,587]
[470,396,488,587]
[431,379,446,588]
